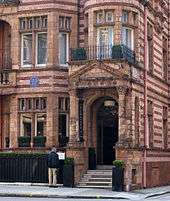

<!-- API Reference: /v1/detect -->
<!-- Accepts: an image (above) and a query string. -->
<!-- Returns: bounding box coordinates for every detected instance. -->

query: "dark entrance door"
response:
[97,99,118,165]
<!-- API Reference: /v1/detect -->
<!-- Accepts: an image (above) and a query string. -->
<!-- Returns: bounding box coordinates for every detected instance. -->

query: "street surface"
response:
[0,194,170,201]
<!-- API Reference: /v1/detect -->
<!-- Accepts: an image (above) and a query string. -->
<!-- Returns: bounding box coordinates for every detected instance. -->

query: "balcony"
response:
[70,45,136,65]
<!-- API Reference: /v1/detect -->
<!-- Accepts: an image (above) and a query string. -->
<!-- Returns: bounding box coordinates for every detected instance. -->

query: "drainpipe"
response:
[0,96,3,149]
[143,0,149,188]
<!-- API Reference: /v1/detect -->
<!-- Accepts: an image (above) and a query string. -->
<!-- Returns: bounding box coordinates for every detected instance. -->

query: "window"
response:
[163,37,168,81]
[19,98,47,137]
[59,32,69,66]
[121,27,134,50]
[122,11,129,23]
[20,16,48,68]
[147,100,153,148]
[97,12,103,23]
[21,34,32,67]
[21,114,32,136]
[35,114,46,136]
[96,11,114,24]
[59,16,71,31]
[36,33,47,65]
[106,11,113,22]
[58,97,69,147]
[97,27,113,59]
[147,22,153,72]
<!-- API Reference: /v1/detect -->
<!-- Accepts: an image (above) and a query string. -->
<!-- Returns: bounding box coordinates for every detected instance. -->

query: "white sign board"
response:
[57,152,65,160]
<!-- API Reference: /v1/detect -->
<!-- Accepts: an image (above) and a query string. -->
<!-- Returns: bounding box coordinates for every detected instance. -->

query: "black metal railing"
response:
[0,153,64,183]
[70,44,136,65]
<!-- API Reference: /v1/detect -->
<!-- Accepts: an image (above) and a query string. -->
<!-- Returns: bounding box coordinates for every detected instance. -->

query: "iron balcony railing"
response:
[70,44,136,65]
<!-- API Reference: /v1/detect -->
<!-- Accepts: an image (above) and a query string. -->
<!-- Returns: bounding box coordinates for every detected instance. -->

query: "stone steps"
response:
[78,168,112,189]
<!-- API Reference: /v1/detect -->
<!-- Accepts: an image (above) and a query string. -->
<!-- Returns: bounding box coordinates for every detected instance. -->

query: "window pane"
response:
[37,33,47,65]
[22,115,32,136]
[122,11,129,23]
[59,33,68,65]
[106,12,113,22]
[22,34,32,66]
[36,114,46,136]
[121,27,133,49]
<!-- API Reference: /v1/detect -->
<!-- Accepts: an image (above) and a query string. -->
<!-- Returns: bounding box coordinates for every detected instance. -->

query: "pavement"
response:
[0,183,169,200]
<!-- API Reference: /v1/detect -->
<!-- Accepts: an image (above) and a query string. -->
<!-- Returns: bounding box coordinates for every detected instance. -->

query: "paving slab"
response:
[0,183,169,200]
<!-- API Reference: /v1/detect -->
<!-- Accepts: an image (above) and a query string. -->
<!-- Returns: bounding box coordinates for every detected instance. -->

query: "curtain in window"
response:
[23,34,32,65]
[59,33,67,65]
[121,27,132,49]
[37,33,47,65]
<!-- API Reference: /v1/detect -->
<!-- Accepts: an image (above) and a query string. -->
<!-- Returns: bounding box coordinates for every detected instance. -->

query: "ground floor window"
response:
[58,97,69,147]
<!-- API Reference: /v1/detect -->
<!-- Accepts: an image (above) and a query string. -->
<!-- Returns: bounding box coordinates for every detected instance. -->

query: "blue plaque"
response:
[30,76,39,88]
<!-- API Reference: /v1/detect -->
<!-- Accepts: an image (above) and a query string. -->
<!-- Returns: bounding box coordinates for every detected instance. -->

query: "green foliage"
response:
[64,157,74,165]
[113,160,124,168]
[33,136,46,143]
[18,136,31,143]
[0,152,47,158]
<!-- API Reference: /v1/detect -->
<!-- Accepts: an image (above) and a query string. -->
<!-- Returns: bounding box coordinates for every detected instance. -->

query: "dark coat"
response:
[47,151,59,168]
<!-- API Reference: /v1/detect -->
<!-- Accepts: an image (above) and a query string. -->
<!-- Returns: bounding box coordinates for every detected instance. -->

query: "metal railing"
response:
[0,0,19,5]
[70,44,136,65]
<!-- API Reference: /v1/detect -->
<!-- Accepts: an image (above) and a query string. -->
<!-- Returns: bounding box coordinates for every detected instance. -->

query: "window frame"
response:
[121,26,134,50]
[21,33,33,68]
[59,32,69,67]
[35,32,47,67]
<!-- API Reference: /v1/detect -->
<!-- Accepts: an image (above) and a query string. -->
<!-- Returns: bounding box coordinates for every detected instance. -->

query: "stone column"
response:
[68,89,79,146]
[117,86,132,148]
[9,95,18,148]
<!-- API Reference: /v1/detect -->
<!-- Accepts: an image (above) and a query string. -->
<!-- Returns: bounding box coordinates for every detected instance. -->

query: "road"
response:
[0,194,170,201]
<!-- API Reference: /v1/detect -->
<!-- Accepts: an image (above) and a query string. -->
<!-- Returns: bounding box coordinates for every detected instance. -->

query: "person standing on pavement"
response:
[47,147,59,187]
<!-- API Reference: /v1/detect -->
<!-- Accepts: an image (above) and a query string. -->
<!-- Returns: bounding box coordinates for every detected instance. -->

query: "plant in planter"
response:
[33,136,46,147]
[18,136,31,147]
[63,157,74,187]
[88,147,96,170]
[112,160,124,191]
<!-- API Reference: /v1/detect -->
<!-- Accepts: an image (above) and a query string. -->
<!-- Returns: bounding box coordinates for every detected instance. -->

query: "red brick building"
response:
[0,0,169,189]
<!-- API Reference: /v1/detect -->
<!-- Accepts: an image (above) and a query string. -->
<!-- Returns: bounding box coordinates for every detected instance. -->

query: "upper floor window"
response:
[121,27,134,50]
[36,33,47,66]
[22,33,32,67]
[59,16,71,31]
[122,11,129,23]
[163,36,168,81]
[106,11,114,23]
[59,32,69,66]
[96,10,114,24]
[147,22,153,72]
[20,16,48,30]
[20,16,48,68]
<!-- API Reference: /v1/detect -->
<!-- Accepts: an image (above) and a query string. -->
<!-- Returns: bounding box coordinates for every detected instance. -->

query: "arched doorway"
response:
[91,97,118,165]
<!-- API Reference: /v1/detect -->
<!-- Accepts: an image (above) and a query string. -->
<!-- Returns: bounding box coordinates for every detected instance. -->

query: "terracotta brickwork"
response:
[0,0,169,189]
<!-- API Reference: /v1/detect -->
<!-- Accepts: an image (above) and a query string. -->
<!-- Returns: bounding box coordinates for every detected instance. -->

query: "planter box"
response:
[63,164,74,187]
[18,136,31,147]
[33,136,46,147]
[112,166,124,191]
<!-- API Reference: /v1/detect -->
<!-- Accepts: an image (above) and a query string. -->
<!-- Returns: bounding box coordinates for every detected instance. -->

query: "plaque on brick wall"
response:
[30,76,39,88]
[79,99,84,142]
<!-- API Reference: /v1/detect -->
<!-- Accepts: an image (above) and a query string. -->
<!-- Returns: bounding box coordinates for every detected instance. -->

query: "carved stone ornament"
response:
[154,8,166,34]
